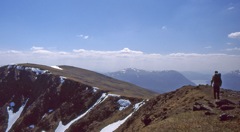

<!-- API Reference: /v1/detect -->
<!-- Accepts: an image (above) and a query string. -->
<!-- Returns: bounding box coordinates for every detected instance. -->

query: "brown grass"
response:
[144,111,240,132]
[117,85,240,132]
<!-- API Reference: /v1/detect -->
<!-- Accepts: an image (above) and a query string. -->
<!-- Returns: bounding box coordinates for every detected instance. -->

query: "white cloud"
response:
[1,47,240,73]
[73,48,143,57]
[31,46,44,50]
[84,36,89,39]
[228,6,235,10]
[227,42,234,45]
[204,46,212,49]
[226,47,240,51]
[119,48,143,54]
[7,50,22,54]
[77,34,89,39]
[31,46,52,54]
[161,26,167,30]
[73,49,86,53]
[228,32,240,39]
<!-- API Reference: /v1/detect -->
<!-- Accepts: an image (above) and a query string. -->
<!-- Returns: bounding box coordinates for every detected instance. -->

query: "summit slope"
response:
[16,63,158,99]
[116,85,240,132]
[0,63,152,131]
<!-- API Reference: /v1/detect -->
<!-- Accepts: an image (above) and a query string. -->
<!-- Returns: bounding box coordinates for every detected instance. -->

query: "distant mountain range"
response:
[222,70,240,91]
[181,70,240,91]
[105,68,195,93]
[180,71,211,85]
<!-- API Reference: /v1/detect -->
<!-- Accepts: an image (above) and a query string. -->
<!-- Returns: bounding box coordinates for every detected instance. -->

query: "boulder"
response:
[141,115,152,126]
[215,99,235,107]
[205,111,216,116]
[219,113,235,121]
[193,102,212,111]
[220,105,235,111]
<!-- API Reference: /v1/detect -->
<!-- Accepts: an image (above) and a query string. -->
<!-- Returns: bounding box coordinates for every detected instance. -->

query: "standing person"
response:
[211,71,222,99]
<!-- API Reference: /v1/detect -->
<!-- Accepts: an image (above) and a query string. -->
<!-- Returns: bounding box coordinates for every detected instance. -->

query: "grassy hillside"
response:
[18,63,158,99]
[117,85,240,132]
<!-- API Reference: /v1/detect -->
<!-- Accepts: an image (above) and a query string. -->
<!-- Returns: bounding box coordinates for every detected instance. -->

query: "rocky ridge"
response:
[116,85,240,132]
[0,64,150,131]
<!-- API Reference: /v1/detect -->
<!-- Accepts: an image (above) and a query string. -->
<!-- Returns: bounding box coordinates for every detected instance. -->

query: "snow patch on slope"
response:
[25,67,49,75]
[51,66,63,70]
[108,94,121,97]
[93,87,99,92]
[55,93,109,132]
[7,65,50,75]
[6,99,28,132]
[60,76,66,84]
[117,99,131,111]
[100,101,145,132]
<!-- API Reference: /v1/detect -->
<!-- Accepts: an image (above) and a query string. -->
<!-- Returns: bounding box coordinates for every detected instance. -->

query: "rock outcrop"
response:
[0,64,151,131]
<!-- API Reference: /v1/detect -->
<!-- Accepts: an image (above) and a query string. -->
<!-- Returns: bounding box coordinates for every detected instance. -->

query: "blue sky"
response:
[0,0,240,72]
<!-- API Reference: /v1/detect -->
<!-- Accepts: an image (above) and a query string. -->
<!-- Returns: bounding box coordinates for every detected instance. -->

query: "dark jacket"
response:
[211,73,222,87]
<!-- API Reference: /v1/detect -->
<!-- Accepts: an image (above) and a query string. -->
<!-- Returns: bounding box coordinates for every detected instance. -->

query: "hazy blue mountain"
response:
[222,70,240,91]
[181,71,211,85]
[182,70,240,91]
[106,68,195,93]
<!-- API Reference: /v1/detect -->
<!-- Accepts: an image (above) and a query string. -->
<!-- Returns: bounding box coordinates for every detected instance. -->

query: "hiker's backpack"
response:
[214,73,222,86]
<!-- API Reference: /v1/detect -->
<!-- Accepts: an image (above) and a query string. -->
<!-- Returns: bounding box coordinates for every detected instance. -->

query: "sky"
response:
[0,0,240,73]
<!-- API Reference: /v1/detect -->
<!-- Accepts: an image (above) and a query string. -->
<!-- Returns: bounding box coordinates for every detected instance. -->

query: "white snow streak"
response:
[93,87,99,92]
[100,101,145,132]
[60,76,66,84]
[51,66,63,70]
[6,100,28,132]
[55,93,108,132]
[25,67,48,75]
[7,65,49,75]
[108,94,120,97]
[101,111,133,132]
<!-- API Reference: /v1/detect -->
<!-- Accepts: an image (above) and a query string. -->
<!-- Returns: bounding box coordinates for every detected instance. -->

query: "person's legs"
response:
[213,87,216,99]
[213,85,220,99]
[216,86,220,99]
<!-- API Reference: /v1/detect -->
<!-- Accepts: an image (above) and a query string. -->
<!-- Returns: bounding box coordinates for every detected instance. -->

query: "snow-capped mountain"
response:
[106,68,196,93]
[0,64,240,131]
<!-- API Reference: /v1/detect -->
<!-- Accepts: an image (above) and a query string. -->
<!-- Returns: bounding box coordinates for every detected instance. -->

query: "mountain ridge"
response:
[0,64,239,131]
[0,63,147,131]
[11,63,158,99]
[116,85,240,131]
[106,68,195,93]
